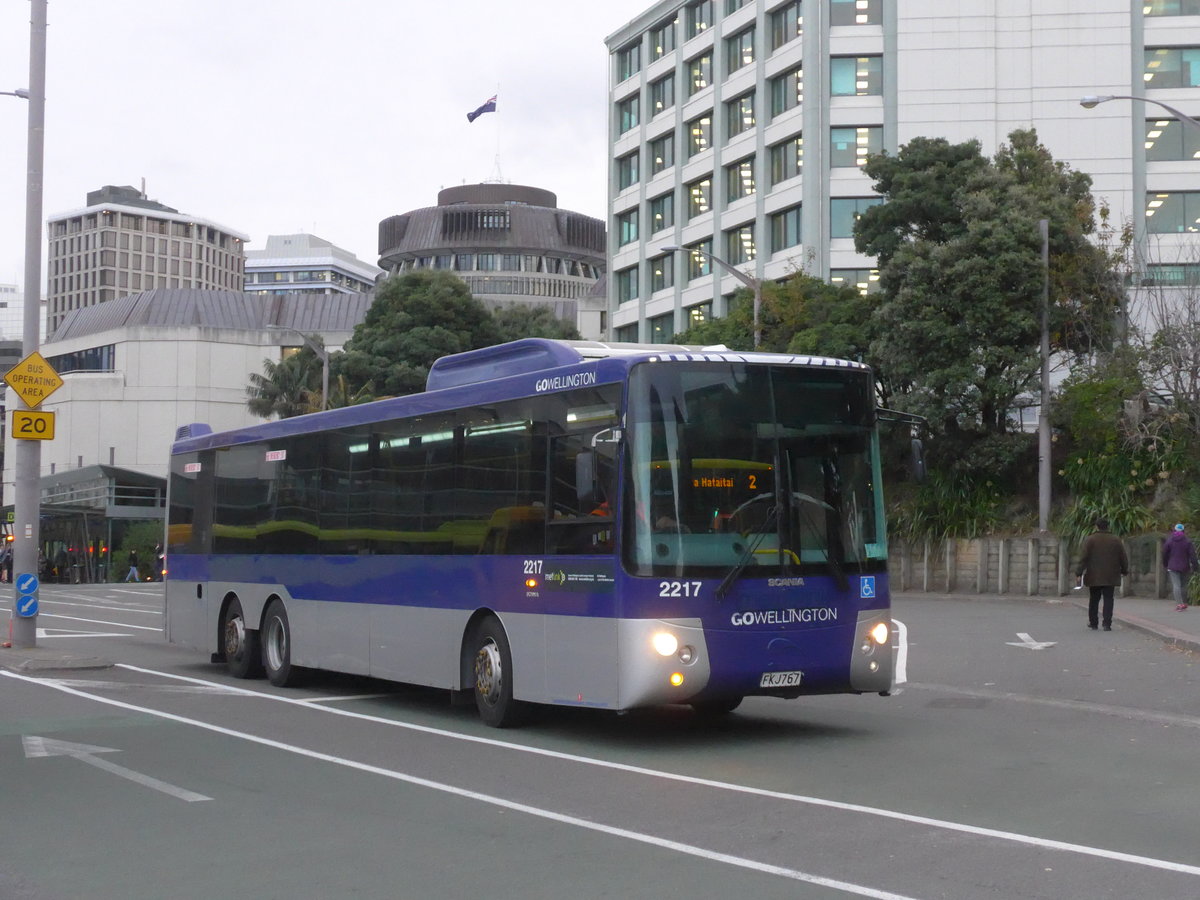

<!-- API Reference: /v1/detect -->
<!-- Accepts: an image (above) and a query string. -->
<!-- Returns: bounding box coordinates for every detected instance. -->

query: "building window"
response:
[1145,0,1200,13]
[617,208,639,245]
[725,223,756,264]
[617,40,641,82]
[650,133,675,174]
[616,265,640,302]
[830,126,883,167]
[689,54,713,95]
[651,16,677,58]
[685,239,713,280]
[725,157,756,203]
[1145,47,1200,88]
[685,0,712,39]
[651,255,675,291]
[618,151,640,190]
[830,0,881,25]
[650,193,675,232]
[687,301,712,327]
[770,66,803,117]
[615,323,639,342]
[770,205,803,251]
[618,95,640,134]
[1145,118,1200,161]
[830,268,881,294]
[687,176,713,219]
[688,114,713,157]
[830,197,882,238]
[1145,191,1200,232]
[725,28,755,75]
[831,56,882,96]
[651,73,676,116]
[769,133,804,184]
[648,313,675,342]
[725,0,749,13]
[726,91,756,138]
[770,1,803,51]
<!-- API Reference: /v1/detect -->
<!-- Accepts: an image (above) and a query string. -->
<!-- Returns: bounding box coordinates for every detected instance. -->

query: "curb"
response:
[1067,598,1200,653]
[0,647,113,674]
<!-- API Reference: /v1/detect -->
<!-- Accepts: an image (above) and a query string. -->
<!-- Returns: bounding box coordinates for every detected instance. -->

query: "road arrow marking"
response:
[22,735,211,802]
[1006,632,1057,650]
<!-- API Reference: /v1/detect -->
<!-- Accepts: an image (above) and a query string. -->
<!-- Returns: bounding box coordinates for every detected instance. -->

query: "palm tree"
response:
[245,351,323,419]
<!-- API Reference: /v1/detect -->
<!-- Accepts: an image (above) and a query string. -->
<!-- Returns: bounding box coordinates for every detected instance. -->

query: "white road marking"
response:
[1006,632,1056,650]
[5,669,915,900]
[36,599,160,615]
[22,735,210,802]
[36,613,161,632]
[37,630,131,639]
[100,663,1200,879]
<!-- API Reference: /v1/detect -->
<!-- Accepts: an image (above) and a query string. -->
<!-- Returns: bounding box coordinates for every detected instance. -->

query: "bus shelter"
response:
[3,464,165,583]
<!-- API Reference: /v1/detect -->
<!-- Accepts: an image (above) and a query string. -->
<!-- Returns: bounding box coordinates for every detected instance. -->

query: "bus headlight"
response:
[678,644,695,664]
[869,622,889,645]
[652,631,679,657]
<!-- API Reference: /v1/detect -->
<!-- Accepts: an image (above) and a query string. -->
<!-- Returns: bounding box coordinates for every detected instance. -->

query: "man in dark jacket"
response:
[1162,523,1198,611]
[1075,518,1129,631]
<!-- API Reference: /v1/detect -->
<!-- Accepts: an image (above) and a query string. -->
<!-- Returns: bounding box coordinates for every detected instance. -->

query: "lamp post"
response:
[1079,94,1200,130]
[8,2,46,650]
[1,89,30,99]
[267,325,330,411]
[660,244,763,348]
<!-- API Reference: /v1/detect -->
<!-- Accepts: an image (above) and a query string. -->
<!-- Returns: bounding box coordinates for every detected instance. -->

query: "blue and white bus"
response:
[165,339,894,726]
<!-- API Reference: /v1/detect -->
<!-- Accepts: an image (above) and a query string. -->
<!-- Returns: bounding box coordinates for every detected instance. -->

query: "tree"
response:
[246,347,324,419]
[856,129,1126,450]
[493,304,581,342]
[336,270,501,399]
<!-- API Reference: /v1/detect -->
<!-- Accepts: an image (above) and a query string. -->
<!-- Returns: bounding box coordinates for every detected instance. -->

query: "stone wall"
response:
[889,535,1167,597]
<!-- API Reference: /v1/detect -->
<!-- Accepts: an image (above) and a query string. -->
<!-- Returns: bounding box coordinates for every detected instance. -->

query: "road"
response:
[1,585,1199,899]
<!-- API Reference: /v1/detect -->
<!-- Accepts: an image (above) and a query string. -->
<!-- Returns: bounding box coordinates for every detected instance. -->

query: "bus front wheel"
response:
[691,695,743,717]
[472,616,525,728]
[221,597,262,679]
[262,599,302,687]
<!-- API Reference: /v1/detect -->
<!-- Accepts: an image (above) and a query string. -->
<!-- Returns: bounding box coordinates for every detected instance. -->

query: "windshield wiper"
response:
[715,502,777,601]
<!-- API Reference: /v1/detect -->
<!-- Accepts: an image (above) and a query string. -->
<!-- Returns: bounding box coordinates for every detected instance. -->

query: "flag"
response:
[467,95,497,123]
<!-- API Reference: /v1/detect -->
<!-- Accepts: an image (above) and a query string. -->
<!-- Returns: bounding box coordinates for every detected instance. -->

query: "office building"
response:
[245,233,382,297]
[605,0,1195,341]
[377,184,608,339]
[46,185,248,335]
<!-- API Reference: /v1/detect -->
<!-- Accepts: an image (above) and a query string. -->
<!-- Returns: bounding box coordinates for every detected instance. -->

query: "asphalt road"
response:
[2,585,1199,899]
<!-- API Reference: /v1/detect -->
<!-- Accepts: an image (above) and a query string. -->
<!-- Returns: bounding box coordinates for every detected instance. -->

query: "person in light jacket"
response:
[1162,523,1198,612]
[1075,518,1129,631]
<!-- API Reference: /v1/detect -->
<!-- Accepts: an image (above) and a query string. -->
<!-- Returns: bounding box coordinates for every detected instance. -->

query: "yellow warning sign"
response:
[11,409,55,441]
[3,352,63,408]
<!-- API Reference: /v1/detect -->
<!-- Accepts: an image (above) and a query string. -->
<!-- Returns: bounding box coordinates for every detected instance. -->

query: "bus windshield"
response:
[624,361,885,577]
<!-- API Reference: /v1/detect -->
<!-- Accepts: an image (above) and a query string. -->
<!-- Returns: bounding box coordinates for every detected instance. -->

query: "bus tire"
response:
[691,695,743,717]
[221,597,262,679]
[471,616,525,728]
[262,599,302,687]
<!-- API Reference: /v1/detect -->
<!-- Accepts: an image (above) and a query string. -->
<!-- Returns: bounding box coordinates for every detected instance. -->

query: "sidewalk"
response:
[896,589,1200,653]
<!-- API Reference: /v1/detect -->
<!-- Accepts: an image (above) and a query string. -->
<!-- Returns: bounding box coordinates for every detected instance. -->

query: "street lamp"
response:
[267,326,330,411]
[1079,94,1200,130]
[1,89,30,99]
[659,245,763,348]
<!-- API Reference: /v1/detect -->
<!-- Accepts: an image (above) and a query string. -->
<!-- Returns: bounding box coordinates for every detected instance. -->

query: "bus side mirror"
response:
[910,438,927,483]
[576,451,596,509]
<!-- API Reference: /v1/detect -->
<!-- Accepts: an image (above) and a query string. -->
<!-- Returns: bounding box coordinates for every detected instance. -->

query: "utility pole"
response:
[1038,219,1051,534]
[10,0,48,648]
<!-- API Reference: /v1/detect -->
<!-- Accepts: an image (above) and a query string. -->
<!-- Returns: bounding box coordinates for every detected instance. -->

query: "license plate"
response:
[760,670,803,688]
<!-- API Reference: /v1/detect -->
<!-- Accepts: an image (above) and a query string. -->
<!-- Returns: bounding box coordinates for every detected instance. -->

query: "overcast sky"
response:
[0,0,652,291]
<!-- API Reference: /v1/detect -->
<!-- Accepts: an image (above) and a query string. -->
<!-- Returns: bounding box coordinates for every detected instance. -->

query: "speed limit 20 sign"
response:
[11,409,55,441]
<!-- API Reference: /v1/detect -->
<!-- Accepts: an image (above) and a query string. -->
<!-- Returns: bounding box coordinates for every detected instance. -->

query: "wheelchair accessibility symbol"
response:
[860,576,876,599]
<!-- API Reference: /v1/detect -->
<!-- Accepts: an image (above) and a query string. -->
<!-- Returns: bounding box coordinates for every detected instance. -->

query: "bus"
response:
[164,339,895,726]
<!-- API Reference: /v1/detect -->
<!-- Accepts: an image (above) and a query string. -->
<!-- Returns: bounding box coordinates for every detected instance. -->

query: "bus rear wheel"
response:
[262,600,302,687]
[221,597,262,679]
[472,616,525,728]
